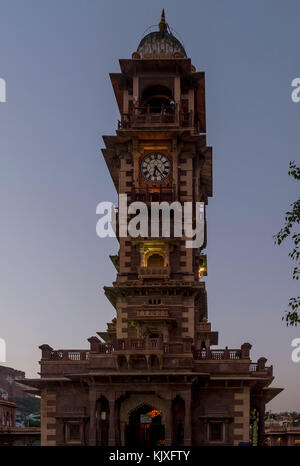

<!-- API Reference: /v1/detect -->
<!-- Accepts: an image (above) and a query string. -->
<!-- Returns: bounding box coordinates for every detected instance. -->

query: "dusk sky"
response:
[0,0,299,411]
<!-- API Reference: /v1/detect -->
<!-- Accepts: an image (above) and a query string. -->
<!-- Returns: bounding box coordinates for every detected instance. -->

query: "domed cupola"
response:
[133,10,187,59]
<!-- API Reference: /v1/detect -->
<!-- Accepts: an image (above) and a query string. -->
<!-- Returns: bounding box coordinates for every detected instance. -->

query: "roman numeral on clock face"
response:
[141,154,171,182]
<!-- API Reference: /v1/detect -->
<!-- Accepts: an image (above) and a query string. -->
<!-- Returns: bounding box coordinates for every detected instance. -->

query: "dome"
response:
[137,31,187,59]
[135,10,187,59]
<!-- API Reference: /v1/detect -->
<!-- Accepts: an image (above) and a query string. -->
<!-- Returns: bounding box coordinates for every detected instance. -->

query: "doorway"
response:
[125,404,165,447]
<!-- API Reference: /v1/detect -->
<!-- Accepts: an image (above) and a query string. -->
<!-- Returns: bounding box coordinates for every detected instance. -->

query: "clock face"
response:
[141,154,171,182]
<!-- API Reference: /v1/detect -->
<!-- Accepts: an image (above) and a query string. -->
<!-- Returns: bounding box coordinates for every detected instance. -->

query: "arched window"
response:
[141,85,173,113]
[147,253,164,267]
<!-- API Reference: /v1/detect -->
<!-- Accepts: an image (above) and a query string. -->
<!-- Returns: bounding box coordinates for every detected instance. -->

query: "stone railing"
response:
[131,186,175,203]
[118,106,193,130]
[196,322,211,332]
[250,359,273,376]
[194,347,273,376]
[164,340,192,354]
[40,344,90,361]
[194,343,252,361]
[98,343,114,354]
[194,348,242,360]
[49,350,90,361]
[116,337,163,351]
[115,338,192,354]
[138,267,170,279]
[136,309,169,319]
[59,407,87,417]
[265,425,300,433]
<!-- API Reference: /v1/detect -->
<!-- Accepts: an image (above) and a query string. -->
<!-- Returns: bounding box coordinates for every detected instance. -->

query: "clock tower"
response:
[23,11,282,447]
[102,9,212,372]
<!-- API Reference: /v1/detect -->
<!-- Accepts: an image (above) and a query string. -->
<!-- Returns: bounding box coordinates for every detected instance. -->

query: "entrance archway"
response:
[147,253,164,267]
[125,404,165,447]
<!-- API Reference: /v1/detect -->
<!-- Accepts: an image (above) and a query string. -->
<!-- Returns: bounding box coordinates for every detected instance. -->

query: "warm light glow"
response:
[147,409,162,418]
[143,147,168,150]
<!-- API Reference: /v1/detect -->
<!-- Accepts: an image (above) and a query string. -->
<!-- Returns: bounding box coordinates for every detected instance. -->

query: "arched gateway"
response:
[125,404,164,447]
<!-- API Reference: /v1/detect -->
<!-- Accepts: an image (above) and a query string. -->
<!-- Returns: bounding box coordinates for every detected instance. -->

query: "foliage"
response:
[24,419,40,427]
[274,161,300,326]
[14,396,40,417]
[265,411,300,425]
[127,320,137,328]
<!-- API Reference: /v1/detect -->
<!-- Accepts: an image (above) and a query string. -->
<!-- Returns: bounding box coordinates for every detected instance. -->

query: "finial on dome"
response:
[159,9,167,32]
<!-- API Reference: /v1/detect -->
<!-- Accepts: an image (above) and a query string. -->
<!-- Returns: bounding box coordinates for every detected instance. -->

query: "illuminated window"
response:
[147,409,162,418]
[147,254,164,267]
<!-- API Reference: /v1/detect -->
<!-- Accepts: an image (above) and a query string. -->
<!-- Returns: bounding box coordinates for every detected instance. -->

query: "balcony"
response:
[193,348,273,376]
[138,266,170,279]
[131,186,175,203]
[116,337,163,352]
[115,338,192,354]
[49,350,90,361]
[135,309,169,319]
[196,322,212,332]
[250,362,273,377]
[194,348,242,360]
[118,105,193,130]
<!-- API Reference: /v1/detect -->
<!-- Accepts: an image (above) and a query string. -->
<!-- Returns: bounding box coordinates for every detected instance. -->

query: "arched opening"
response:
[147,253,164,267]
[172,396,185,445]
[117,354,128,370]
[96,396,109,445]
[125,404,164,447]
[150,354,160,369]
[141,85,173,113]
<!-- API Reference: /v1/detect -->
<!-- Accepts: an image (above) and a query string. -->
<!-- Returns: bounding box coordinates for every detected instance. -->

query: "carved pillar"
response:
[164,398,172,446]
[257,357,267,372]
[183,390,192,446]
[137,322,142,338]
[88,388,97,446]
[120,421,126,446]
[241,342,252,359]
[39,344,53,360]
[145,354,150,370]
[114,391,125,446]
[174,75,181,105]
[56,418,64,446]
[162,323,169,343]
[108,398,116,446]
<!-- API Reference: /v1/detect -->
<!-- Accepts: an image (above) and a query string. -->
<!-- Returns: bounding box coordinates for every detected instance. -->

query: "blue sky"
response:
[0,0,299,411]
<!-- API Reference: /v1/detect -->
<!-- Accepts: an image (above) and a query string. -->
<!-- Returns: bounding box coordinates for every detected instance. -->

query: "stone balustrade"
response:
[194,348,242,360]
[118,106,193,130]
[39,341,272,378]
[136,309,169,318]
[138,267,170,279]
[116,337,163,351]
[196,322,211,332]
[49,350,89,361]
[250,358,273,376]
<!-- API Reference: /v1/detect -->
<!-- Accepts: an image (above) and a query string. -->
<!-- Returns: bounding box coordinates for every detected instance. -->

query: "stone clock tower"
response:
[23,11,282,447]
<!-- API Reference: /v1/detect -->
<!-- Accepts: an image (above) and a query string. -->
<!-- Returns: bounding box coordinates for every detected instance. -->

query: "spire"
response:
[159,9,167,32]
